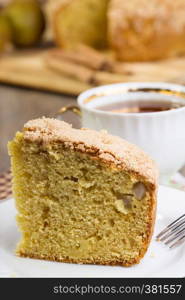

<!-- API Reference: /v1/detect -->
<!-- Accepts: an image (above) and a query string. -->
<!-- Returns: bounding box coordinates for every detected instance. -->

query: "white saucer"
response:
[0,185,185,278]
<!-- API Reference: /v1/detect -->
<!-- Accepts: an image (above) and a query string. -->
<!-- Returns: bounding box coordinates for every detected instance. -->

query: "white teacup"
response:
[76,82,185,183]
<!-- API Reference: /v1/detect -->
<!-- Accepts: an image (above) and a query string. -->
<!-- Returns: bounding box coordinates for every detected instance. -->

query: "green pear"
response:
[5,0,45,47]
[0,14,12,51]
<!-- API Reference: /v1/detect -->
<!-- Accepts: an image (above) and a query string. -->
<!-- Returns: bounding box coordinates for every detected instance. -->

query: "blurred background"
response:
[0,0,185,178]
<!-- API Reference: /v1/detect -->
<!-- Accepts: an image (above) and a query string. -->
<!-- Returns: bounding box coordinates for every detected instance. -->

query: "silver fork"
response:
[156,214,185,249]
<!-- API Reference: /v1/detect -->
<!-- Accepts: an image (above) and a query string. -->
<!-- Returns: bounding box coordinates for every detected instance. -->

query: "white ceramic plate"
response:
[0,185,185,278]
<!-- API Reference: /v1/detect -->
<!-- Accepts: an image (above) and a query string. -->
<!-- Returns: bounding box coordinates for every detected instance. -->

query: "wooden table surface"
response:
[0,84,76,173]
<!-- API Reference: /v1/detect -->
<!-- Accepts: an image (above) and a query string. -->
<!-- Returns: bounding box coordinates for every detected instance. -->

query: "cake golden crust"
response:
[108,0,185,61]
[18,250,140,267]
[24,117,158,186]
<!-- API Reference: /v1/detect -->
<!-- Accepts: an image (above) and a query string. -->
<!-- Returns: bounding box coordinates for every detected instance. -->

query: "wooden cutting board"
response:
[0,50,91,95]
[0,49,185,96]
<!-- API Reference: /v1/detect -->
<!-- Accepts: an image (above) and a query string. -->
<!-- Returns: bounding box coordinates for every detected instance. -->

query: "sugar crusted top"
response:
[23,118,158,185]
[109,0,185,34]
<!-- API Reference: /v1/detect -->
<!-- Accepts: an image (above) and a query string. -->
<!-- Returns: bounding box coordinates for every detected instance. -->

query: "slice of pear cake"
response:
[8,118,158,266]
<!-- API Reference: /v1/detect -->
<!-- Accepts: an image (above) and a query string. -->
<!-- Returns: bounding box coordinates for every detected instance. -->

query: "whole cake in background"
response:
[52,0,185,61]
[8,118,158,266]
[108,0,185,61]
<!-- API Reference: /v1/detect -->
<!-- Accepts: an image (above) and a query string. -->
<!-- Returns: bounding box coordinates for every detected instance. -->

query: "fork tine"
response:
[170,234,185,249]
[159,219,185,242]
[156,214,185,240]
[164,228,185,245]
